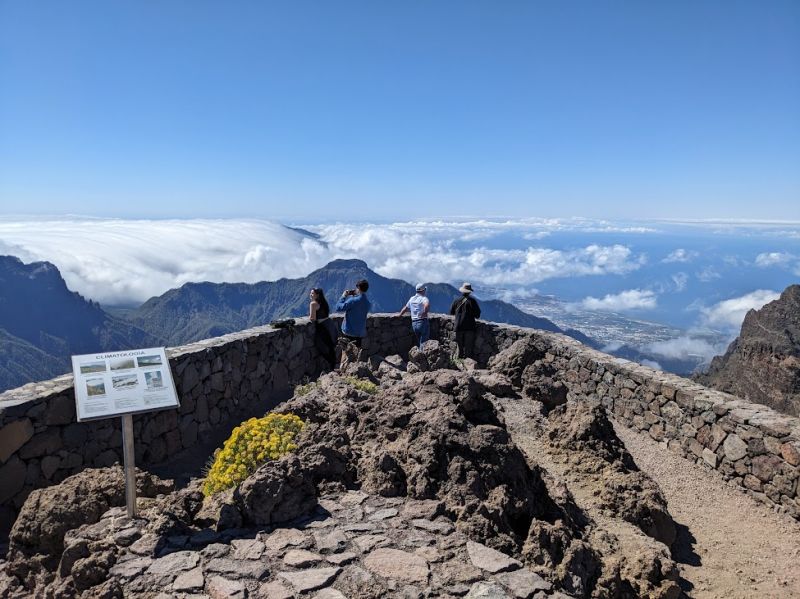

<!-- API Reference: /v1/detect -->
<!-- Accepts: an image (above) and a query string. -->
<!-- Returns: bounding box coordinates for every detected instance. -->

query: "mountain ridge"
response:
[0,256,591,392]
[125,258,595,346]
[0,255,161,391]
[696,284,800,416]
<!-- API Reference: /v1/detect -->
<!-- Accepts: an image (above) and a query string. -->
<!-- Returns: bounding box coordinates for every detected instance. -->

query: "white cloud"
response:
[0,219,331,304]
[0,217,648,305]
[755,252,800,275]
[309,222,646,288]
[700,289,780,330]
[696,266,722,282]
[640,359,663,370]
[671,272,689,292]
[577,289,657,312]
[645,336,724,362]
[662,248,698,263]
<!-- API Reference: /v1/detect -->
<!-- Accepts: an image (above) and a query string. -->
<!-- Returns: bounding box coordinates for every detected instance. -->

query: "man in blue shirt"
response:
[399,283,430,348]
[335,279,371,348]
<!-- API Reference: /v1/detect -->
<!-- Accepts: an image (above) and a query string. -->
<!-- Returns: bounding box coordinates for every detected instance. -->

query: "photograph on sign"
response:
[145,371,164,390]
[86,378,106,397]
[71,347,180,422]
[138,355,163,367]
[80,361,107,374]
[110,357,136,371]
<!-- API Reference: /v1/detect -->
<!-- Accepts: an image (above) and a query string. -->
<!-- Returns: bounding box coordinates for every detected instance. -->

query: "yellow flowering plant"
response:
[202,412,305,496]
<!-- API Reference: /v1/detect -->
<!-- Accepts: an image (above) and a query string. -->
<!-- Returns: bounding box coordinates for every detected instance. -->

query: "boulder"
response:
[9,466,172,560]
[235,455,317,527]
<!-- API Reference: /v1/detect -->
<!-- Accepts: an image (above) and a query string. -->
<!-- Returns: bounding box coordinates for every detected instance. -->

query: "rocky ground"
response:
[615,424,800,599]
[0,339,703,598]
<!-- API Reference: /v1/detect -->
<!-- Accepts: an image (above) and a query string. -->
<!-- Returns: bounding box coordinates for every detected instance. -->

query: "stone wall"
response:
[429,317,800,520]
[0,322,325,533]
[1,314,799,534]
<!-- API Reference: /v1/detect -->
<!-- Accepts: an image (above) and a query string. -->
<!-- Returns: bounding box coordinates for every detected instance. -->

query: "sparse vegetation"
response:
[344,376,378,394]
[203,413,305,496]
[450,355,464,369]
[294,379,318,396]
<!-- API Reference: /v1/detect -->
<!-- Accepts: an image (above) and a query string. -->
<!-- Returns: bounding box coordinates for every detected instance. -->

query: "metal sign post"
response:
[71,347,180,521]
[121,413,137,518]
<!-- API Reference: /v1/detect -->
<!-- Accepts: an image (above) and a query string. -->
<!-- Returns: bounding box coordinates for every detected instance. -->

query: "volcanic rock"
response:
[547,400,677,547]
[9,466,172,560]
[696,284,800,416]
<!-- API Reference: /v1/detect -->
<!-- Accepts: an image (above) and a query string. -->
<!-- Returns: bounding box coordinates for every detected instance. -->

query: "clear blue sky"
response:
[1,1,798,220]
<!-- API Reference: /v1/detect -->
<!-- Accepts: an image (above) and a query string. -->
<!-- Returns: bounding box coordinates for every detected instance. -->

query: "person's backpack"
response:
[455,297,471,318]
[270,318,296,329]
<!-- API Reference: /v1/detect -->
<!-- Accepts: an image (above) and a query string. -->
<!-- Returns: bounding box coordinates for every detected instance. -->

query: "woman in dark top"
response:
[309,288,337,369]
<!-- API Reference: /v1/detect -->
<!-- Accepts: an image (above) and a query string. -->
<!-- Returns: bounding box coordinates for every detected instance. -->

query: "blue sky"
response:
[1,1,798,220]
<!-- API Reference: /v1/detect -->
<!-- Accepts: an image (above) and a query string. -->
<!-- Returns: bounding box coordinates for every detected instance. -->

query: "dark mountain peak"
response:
[125,258,578,347]
[0,255,160,392]
[0,254,25,268]
[284,225,323,241]
[1,255,61,281]
[321,258,370,270]
[696,283,800,416]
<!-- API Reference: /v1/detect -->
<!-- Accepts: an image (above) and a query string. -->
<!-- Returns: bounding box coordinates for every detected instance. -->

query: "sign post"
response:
[71,347,180,519]
[121,413,137,517]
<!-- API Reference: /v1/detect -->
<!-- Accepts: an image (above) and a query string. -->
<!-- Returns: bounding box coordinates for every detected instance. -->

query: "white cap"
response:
[416,282,426,291]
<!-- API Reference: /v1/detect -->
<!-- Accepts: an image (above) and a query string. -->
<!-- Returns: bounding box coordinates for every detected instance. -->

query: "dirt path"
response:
[614,423,800,599]
[496,397,800,598]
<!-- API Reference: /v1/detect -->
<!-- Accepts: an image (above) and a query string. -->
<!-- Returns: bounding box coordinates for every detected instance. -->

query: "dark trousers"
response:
[314,320,338,368]
[455,330,476,359]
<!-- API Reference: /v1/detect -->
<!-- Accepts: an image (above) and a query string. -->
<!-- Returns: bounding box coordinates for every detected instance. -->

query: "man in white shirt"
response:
[399,283,431,349]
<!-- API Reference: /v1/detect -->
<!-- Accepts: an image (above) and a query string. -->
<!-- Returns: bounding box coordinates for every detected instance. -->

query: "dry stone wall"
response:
[435,318,800,520]
[1,313,799,535]
[0,323,324,533]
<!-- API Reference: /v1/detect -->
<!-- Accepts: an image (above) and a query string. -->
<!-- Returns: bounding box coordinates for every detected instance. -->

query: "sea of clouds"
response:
[0,217,654,305]
[0,216,793,367]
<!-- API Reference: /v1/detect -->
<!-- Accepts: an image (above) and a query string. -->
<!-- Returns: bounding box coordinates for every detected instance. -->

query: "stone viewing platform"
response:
[0,316,799,598]
[1,314,798,535]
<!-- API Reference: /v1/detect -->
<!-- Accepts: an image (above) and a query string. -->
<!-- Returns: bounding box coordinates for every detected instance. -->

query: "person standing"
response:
[335,279,371,348]
[309,288,337,369]
[450,282,481,359]
[399,283,430,348]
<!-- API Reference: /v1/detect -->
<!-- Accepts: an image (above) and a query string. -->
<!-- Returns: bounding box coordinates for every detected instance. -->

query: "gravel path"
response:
[614,423,800,599]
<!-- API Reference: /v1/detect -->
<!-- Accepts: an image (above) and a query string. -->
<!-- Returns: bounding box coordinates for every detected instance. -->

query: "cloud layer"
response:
[0,219,332,304]
[577,289,658,312]
[0,217,648,305]
[700,289,781,330]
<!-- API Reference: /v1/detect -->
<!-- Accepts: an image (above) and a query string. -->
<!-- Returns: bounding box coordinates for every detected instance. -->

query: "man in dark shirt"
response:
[449,282,481,359]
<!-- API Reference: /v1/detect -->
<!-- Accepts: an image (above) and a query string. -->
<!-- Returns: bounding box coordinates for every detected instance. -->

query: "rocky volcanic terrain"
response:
[0,339,682,598]
[697,284,800,417]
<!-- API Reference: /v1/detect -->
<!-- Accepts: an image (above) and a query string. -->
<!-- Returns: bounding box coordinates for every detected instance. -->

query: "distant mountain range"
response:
[696,284,800,416]
[0,256,159,391]
[121,259,595,346]
[0,257,591,392]
[5,254,796,417]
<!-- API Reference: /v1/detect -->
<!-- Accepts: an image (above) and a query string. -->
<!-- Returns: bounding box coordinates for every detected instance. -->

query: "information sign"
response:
[71,347,179,422]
